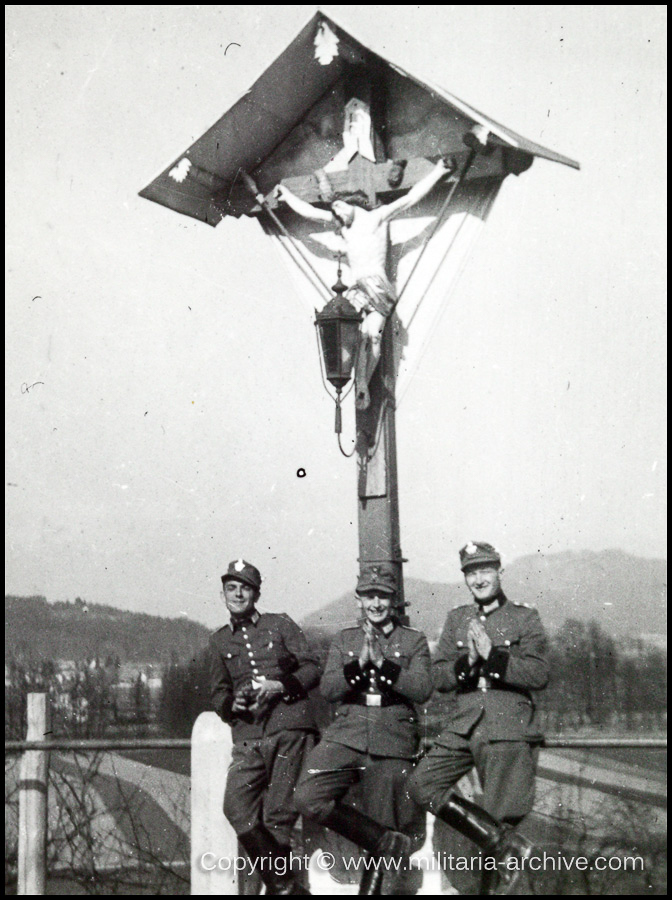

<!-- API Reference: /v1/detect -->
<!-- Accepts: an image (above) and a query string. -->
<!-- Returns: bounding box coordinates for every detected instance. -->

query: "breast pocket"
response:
[254,629,280,660]
[223,648,243,676]
[495,633,521,653]
[388,650,411,670]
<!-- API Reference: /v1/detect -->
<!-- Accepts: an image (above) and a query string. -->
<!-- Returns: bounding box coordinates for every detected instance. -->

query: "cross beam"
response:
[273,155,448,209]
[211,145,531,218]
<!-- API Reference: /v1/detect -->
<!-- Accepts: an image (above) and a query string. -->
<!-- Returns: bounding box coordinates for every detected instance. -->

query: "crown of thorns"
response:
[331,190,375,211]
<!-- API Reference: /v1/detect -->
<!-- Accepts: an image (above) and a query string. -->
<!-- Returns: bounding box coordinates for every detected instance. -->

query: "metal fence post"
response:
[190,711,238,894]
[18,692,51,895]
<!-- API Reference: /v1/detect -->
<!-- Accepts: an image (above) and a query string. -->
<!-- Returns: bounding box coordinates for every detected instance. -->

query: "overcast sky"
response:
[6,6,666,629]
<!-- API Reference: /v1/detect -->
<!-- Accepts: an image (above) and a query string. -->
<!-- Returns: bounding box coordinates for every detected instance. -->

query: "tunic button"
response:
[248,651,254,657]
[394,651,400,658]
[493,672,500,679]
[246,643,251,648]
[504,640,511,647]
[480,687,487,693]
[480,615,486,622]
[253,669,259,675]
[348,651,354,657]
[457,641,464,648]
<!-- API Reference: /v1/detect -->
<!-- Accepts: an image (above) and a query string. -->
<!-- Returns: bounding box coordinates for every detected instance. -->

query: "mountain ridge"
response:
[5,595,211,664]
[5,551,666,662]
[303,549,667,639]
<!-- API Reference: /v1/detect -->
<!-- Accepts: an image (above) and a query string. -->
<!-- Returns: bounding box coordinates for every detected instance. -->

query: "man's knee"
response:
[406,765,435,811]
[481,742,536,821]
[293,779,334,823]
[224,785,257,835]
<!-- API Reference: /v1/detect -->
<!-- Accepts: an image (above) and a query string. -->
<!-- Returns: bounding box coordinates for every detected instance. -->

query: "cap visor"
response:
[461,558,500,572]
[222,574,259,589]
[356,584,396,595]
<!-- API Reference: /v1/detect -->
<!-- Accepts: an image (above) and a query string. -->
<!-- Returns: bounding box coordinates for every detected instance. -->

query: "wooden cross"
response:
[269,154,449,210]
[209,143,531,219]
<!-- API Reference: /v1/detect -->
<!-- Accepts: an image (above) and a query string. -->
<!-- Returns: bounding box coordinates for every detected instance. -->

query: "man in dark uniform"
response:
[209,559,321,895]
[294,564,432,893]
[408,541,549,893]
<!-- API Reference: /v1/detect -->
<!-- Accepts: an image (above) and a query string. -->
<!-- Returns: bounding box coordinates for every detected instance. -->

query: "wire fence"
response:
[5,735,666,895]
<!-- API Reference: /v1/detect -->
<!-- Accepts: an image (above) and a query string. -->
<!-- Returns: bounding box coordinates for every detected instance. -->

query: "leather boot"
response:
[434,795,532,895]
[321,803,411,858]
[238,825,310,895]
[357,854,384,896]
[434,795,501,851]
[321,804,411,895]
[273,841,310,895]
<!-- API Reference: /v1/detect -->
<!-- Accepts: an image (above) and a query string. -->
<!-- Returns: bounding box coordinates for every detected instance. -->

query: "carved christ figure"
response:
[275,158,454,409]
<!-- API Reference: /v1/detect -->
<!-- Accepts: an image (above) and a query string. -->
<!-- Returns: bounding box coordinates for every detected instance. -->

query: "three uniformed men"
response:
[210,547,548,894]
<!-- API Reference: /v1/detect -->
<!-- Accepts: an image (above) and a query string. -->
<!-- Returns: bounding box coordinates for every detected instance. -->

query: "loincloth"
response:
[345,274,396,318]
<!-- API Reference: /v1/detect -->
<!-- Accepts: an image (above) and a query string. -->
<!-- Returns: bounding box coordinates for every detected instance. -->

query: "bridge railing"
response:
[5,694,667,895]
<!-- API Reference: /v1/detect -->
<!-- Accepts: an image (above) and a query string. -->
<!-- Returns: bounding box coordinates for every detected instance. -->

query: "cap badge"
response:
[465,542,478,555]
[234,559,246,572]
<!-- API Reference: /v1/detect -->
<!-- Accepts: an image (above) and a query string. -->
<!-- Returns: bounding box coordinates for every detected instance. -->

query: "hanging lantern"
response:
[315,276,362,394]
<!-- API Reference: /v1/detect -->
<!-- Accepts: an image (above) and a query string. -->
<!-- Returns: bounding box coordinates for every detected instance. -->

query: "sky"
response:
[5,6,667,629]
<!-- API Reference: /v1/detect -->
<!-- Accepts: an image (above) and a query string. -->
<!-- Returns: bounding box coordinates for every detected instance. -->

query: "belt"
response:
[344,693,408,709]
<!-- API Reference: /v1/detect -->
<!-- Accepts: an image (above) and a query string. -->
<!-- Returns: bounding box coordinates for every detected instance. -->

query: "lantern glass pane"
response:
[341,320,360,366]
[340,321,360,375]
[318,321,339,379]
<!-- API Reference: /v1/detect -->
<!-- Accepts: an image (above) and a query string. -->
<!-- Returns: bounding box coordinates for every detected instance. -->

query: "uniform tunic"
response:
[209,610,321,842]
[409,594,549,823]
[294,620,432,840]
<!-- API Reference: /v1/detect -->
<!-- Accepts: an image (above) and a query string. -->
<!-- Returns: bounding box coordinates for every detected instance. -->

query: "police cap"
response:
[356,563,397,596]
[459,541,501,572]
[221,559,262,590]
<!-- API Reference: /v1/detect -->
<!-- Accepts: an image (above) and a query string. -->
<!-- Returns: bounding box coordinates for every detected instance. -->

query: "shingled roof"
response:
[140,12,579,225]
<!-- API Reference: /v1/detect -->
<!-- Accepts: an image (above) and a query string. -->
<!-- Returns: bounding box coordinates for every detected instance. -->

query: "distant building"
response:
[116,662,164,687]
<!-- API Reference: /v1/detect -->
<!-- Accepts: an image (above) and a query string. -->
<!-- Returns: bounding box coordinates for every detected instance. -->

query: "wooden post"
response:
[18,692,51,895]
[348,68,407,622]
[356,322,406,620]
[190,712,238,895]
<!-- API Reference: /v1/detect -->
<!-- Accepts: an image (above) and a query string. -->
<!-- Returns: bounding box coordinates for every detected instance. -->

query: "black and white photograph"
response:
[6,6,666,895]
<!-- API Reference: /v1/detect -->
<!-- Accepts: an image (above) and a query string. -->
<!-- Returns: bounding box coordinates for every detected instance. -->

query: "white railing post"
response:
[18,692,51,895]
[190,712,238,894]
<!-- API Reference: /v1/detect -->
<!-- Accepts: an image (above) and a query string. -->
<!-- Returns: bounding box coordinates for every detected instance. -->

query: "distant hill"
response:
[303,550,667,640]
[5,595,211,664]
[6,551,666,662]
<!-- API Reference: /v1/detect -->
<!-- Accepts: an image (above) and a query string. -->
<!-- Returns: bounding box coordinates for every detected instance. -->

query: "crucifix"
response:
[207,58,531,623]
[244,69,490,620]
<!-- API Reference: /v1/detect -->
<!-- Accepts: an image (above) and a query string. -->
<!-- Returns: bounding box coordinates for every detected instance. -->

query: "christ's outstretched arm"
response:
[275,185,333,223]
[378,158,455,222]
